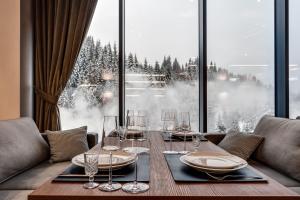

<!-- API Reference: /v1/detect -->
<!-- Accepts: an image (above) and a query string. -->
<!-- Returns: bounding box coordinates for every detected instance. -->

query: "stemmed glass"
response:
[122,116,150,194]
[83,153,99,189]
[161,109,178,154]
[179,112,191,154]
[98,117,122,192]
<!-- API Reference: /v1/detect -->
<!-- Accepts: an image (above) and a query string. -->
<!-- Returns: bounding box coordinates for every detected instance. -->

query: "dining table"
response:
[28,131,299,200]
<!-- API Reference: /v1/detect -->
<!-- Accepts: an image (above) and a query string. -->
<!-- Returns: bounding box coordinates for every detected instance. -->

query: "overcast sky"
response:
[88,0,300,85]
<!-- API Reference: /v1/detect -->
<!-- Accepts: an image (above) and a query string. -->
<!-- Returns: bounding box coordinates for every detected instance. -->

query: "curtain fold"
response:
[34,0,98,131]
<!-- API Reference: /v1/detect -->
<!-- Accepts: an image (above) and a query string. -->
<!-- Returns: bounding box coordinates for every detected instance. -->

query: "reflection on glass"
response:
[207,0,274,132]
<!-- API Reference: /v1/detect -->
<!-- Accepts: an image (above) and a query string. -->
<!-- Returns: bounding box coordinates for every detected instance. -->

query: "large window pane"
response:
[59,0,119,134]
[289,0,300,119]
[125,0,199,130]
[207,0,274,132]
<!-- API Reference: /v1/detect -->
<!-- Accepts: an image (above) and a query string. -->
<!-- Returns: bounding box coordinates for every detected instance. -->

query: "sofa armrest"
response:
[203,133,226,145]
[87,132,98,149]
[41,132,98,149]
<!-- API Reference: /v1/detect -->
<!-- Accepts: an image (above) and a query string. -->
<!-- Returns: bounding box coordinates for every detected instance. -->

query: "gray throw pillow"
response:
[46,126,89,163]
[218,132,264,160]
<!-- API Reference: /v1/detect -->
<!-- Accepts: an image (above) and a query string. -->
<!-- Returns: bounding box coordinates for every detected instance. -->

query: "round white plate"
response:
[123,147,150,154]
[180,152,247,173]
[72,152,136,170]
[183,154,246,169]
[103,145,120,151]
[172,131,196,137]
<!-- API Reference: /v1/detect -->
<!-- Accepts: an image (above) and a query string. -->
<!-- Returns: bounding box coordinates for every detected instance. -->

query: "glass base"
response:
[98,182,122,192]
[83,182,99,189]
[122,182,149,194]
[163,150,178,154]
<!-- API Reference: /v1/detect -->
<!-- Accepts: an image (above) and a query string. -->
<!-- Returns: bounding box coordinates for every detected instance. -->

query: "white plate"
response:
[183,153,246,169]
[172,131,197,137]
[102,145,120,151]
[123,147,150,154]
[72,151,136,170]
[180,152,248,173]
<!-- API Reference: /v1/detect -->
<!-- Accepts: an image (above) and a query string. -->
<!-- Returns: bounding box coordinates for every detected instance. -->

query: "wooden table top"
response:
[29,132,299,200]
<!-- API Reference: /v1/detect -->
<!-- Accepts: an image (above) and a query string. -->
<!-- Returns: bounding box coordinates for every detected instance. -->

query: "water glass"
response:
[102,116,119,150]
[179,112,191,154]
[161,109,178,154]
[83,153,99,189]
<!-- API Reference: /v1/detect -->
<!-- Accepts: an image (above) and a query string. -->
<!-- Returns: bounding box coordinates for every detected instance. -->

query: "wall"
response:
[0,0,20,120]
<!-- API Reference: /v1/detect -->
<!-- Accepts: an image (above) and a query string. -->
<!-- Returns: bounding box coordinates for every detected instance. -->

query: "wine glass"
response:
[161,109,178,154]
[179,112,191,154]
[122,127,150,193]
[98,133,122,192]
[83,153,99,189]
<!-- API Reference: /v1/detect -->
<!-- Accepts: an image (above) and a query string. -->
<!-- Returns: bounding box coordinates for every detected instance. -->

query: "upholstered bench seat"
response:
[0,118,99,200]
[249,160,300,193]
[0,161,70,190]
[0,190,34,200]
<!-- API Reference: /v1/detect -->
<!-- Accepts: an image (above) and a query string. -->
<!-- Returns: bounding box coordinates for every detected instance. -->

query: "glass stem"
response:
[89,175,94,184]
[170,132,173,151]
[184,132,187,151]
[109,152,112,185]
[134,154,138,185]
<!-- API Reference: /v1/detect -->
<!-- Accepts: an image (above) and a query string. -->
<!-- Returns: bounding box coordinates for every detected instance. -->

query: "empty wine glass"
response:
[179,112,191,154]
[122,130,149,194]
[161,109,178,154]
[83,153,99,189]
[98,134,122,192]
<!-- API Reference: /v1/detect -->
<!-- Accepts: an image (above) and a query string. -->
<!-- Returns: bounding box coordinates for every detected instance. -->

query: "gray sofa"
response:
[204,115,300,194]
[0,118,98,200]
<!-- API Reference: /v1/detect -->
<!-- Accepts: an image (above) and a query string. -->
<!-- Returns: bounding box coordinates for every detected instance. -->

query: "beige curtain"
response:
[34,0,98,131]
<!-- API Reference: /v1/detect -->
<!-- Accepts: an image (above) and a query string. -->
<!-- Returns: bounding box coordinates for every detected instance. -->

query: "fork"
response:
[205,173,262,181]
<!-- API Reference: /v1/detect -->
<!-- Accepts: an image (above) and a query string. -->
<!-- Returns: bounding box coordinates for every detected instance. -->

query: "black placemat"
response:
[164,154,267,183]
[161,132,208,142]
[53,153,149,183]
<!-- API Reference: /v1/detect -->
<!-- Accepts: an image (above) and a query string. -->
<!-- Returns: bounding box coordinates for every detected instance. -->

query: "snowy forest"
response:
[59,36,274,133]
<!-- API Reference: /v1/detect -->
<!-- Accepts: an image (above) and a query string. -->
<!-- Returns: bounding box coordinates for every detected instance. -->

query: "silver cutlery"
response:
[205,173,262,181]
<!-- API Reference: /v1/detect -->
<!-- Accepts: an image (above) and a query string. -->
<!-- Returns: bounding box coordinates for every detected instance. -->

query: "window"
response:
[207,0,275,132]
[124,0,199,130]
[59,0,119,133]
[289,0,300,119]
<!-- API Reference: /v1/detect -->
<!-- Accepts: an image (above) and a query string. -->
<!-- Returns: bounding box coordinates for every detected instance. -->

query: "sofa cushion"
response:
[218,132,264,160]
[46,126,89,163]
[249,160,300,187]
[0,118,49,183]
[0,161,70,190]
[0,190,33,200]
[289,187,300,195]
[253,115,300,181]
